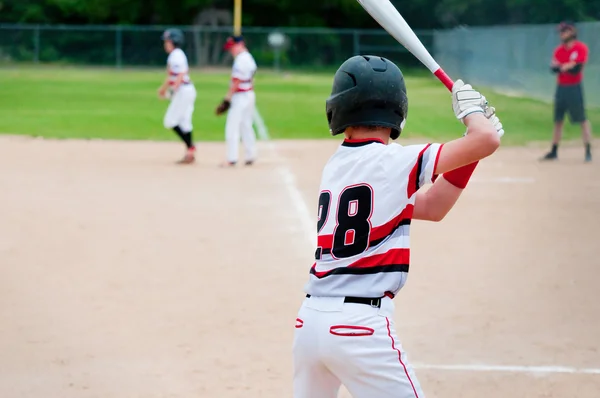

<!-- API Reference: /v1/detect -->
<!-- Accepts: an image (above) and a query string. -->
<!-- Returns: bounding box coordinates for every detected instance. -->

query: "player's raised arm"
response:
[433,80,502,175]
[412,81,504,221]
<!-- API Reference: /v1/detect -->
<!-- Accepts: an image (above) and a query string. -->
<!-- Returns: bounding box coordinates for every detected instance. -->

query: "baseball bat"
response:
[356,0,454,92]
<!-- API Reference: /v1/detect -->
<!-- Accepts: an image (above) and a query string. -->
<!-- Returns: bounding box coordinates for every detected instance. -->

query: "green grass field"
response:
[1,66,598,146]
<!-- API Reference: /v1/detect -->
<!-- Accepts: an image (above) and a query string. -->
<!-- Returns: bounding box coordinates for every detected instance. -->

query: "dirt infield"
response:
[0,135,599,398]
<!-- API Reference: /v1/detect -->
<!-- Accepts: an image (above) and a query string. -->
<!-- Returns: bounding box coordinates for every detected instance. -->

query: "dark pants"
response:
[554,83,587,124]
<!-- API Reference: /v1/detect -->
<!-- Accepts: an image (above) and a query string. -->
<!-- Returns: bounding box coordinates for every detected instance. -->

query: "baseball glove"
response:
[215,99,231,115]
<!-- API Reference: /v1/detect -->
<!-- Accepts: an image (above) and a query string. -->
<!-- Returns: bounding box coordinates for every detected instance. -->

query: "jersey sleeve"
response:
[552,47,560,62]
[168,50,188,74]
[232,56,254,81]
[384,143,444,198]
[576,43,589,63]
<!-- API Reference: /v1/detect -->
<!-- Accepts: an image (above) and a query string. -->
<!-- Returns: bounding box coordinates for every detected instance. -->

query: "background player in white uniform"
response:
[158,28,197,164]
[293,55,505,398]
[215,35,258,167]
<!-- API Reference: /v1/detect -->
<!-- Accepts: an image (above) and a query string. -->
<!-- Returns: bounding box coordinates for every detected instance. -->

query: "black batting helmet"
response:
[162,28,185,47]
[325,55,408,140]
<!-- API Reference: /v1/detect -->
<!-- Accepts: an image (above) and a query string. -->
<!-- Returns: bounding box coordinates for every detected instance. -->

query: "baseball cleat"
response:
[176,155,195,164]
[176,148,196,164]
[219,160,236,168]
[245,160,254,166]
[539,151,558,161]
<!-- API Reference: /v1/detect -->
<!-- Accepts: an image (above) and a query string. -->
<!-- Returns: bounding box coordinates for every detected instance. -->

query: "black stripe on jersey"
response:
[341,139,384,147]
[415,152,424,192]
[315,219,412,259]
[369,219,411,247]
[310,264,409,278]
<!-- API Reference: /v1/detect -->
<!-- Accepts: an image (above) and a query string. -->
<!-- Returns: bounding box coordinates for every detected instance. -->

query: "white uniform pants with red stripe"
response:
[225,90,257,163]
[293,296,424,398]
[164,84,196,132]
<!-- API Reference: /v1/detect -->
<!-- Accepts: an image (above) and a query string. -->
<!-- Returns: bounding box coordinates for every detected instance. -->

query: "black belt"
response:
[305,294,384,308]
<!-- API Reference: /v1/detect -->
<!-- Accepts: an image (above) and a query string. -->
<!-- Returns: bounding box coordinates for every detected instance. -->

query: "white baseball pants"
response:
[225,91,257,163]
[164,84,197,132]
[293,296,424,398]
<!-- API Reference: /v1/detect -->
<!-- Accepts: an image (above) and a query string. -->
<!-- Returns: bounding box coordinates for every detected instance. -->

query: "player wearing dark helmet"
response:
[158,28,198,164]
[292,55,504,398]
[161,28,185,48]
[326,54,408,140]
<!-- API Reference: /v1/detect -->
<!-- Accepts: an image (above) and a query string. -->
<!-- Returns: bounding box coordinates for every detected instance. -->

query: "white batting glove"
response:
[452,79,487,121]
[484,106,504,138]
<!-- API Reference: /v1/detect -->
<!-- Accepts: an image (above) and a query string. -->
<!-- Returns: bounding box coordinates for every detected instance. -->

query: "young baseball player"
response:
[158,28,197,164]
[215,35,258,167]
[542,21,592,162]
[293,55,504,398]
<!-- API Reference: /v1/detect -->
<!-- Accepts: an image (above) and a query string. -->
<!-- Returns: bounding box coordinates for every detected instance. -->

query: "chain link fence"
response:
[433,22,600,107]
[1,23,599,106]
[0,24,431,71]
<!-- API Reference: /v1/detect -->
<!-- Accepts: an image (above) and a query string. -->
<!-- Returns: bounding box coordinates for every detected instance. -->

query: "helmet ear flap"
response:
[327,110,335,133]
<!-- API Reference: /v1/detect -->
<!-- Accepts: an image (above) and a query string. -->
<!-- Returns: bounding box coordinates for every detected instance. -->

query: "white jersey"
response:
[231,51,257,92]
[305,138,443,298]
[167,48,191,86]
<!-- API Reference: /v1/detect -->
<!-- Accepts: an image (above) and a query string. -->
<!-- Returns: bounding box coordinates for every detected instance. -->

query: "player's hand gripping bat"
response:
[357,0,504,138]
[356,0,454,92]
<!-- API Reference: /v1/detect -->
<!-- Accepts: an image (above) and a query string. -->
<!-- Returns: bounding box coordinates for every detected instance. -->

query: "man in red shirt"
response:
[542,21,592,162]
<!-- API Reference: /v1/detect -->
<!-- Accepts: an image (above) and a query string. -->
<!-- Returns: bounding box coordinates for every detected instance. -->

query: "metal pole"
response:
[33,25,40,63]
[274,47,280,73]
[353,30,360,55]
[115,26,122,69]
[234,0,242,35]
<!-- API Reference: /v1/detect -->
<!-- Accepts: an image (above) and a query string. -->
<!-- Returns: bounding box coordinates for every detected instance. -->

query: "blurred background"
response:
[1,4,599,398]
[1,0,600,106]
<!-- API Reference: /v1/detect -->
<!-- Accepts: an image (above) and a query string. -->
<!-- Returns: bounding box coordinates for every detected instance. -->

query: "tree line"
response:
[1,0,599,29]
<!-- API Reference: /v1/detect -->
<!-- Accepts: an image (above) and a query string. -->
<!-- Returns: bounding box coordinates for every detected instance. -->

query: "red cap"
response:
[558,21,575,32]
[223,35,244,50]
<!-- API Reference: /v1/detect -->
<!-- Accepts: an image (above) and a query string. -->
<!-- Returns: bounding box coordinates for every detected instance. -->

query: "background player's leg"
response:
[541,87,566,161]
[570,84,593,162]
[174,86,197,164]
[240,92,257,165]
[164,88,194,164]
[224,96,243,166]
[582,120,592,162]
[173,126,193,149]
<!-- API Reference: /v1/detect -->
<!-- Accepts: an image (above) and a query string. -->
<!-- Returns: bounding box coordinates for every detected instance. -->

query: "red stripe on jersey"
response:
[311,248,410,278]
[317,204,414,250]
[369,205,414,243]
[407,144,431,198]
[431,143,444,183]
[344,138,385,145]
[345,248,409,269]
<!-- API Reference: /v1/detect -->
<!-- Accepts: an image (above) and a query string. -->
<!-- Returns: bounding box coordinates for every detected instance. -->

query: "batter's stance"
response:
[158,28,197,164]
[542,21,592,162]
[293,55,504,398]
[215,35,258,167]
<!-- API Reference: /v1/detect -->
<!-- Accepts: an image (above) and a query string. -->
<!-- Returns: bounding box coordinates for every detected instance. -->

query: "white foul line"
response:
[253,108,270,141]
[266,141,315,247]
[413,363,600,375]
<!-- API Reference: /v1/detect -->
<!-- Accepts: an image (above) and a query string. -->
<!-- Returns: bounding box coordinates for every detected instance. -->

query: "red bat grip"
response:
[433,68,454,92]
